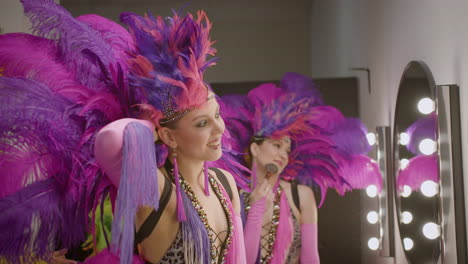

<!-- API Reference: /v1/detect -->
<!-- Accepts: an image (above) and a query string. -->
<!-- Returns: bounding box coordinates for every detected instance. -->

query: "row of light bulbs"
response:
[366,181,439,199]
[399,134,436,155]
[367,214,441,251]
[367,98,436,251]
[402,222,441,250]
[400,181,439,198]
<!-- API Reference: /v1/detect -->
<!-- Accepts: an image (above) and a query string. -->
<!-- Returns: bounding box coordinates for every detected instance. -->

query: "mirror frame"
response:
[393,60,441,263]
[392,60,467,263]
[376,126,395,257]
[436,84,467,263]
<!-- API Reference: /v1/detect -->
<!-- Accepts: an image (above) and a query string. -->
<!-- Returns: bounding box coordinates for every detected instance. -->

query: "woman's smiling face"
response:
[168,96,225,162]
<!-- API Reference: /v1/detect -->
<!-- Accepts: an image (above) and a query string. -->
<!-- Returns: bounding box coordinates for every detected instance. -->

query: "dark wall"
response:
[213,77,362,264]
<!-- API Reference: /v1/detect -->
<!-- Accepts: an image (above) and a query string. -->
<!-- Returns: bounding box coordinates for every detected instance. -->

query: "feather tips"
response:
[122,10,217,119]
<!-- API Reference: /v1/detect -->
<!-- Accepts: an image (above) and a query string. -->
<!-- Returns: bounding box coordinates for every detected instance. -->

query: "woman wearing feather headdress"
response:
[221,72,383,264]
[0,1,246,264]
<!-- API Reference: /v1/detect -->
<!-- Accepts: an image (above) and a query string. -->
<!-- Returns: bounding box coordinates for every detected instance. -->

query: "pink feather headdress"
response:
[121,10,218,126]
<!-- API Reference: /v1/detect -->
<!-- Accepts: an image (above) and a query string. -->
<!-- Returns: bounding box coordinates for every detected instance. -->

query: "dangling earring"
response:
[204,162,210,196]
[251,160,258,190]
[172,148,186,221]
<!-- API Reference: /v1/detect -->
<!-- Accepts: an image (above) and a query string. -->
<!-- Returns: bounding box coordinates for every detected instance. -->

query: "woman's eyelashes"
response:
[195,112,221,127]
[196,120,208,127]
[272,141,291,155]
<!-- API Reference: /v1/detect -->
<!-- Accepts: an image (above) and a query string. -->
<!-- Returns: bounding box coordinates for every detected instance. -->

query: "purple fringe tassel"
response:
[173,155,187,222]
[180,191,211,264]
[111,122,159,264]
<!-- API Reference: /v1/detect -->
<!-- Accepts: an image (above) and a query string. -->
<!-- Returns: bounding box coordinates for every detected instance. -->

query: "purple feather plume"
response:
[0,178,86,263]
[20,0,127,95]
[406,114,437,155]
[221,80,355,204]
[0,76,109,260]
[120,10,218,121]
[330,118,372,155]
[280,72,323,105]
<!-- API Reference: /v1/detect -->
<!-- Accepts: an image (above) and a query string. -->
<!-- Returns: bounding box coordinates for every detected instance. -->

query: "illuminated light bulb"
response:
[366,185,378,198]
[400,158,410,169]
[418,98,435,114]
[419,138,436,155]
[367,132,376,146]
[367,211,379,224]
[420,180,439,197]
[368,237,379,250]
[401,211,413,224]
[401,185,412,198]
[423,222,441,239]
[403,238,414,250]
[399,132,410,145]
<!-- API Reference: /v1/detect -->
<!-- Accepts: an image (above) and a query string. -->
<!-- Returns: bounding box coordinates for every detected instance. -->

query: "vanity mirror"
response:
[393,61,467,263]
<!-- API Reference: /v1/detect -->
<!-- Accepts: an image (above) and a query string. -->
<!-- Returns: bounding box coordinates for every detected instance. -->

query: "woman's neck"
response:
[173,153,205,188]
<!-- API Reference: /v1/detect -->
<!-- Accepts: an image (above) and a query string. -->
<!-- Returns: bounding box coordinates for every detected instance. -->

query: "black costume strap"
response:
[291,180,301,213]
[134,175,172,247]
[133,162,233,249]
[209,167,233,201]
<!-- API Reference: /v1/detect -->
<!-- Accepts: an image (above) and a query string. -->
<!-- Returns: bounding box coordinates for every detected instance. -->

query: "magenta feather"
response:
[338,155,383,192]
[396,154,438,191]
[221,80,354,202]
[20,0,125,94]
[121,10,217,122]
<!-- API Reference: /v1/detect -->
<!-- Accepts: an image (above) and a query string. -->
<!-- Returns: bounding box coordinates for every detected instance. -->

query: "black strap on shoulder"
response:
[209,167,233,201]
[134,175,173,247]
[291,180,301,213]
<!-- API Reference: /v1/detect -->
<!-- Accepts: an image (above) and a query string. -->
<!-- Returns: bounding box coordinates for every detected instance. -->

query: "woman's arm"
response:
[242,180,274,264]
[298,185,320,264]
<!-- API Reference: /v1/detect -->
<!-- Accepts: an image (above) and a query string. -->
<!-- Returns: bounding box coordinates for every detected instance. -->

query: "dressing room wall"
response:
[310,1,468,263]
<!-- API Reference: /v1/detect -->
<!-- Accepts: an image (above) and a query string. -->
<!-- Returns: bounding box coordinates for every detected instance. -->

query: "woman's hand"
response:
[250,179,274,205]
[51,249,77,264]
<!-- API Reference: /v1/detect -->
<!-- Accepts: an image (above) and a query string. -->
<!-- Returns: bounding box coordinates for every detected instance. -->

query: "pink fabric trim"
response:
[235,214,247,264]
[243,198,266,264]
[82,249,145,264]
[300,223,320,264]
[270,192,293,264]
[94,118,155,187]
[217,177,246,264]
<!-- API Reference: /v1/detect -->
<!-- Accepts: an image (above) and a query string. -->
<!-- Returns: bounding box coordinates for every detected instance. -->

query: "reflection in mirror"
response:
[365,127,393,256]
[394,61,441,263]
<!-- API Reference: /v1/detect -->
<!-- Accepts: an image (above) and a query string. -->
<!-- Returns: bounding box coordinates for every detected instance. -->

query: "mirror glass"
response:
[393,61,441,263]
